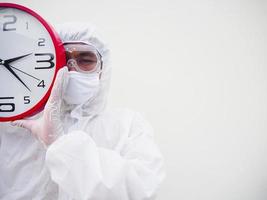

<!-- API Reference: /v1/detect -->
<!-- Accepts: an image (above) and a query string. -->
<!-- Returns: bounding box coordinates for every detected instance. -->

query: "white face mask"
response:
[63,71,100,105]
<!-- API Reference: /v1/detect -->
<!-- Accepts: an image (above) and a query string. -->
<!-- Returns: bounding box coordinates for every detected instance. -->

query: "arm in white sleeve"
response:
[45,113,165,200]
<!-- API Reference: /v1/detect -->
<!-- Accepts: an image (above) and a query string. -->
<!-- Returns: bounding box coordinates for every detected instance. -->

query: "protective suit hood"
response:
[56,22,111,120]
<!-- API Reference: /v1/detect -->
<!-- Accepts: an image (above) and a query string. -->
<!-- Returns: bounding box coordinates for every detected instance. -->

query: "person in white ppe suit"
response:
[0,22,165,200]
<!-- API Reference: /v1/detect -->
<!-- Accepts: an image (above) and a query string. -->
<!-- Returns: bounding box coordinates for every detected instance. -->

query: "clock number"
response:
[26,22,29,30]
[3,15,17,31]
[35,53,55,69]
[24,96,30,104]
[37,80,46,88]
[0,97,15,112]
[38,38,45,46]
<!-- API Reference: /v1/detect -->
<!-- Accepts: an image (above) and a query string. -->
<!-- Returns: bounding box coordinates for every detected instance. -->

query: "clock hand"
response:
[0,54,39,81]
[5,53,32,64]
[9,65,40,81]
[0,60,31,92]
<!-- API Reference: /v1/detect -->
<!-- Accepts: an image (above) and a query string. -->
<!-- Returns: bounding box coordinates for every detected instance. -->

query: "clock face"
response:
[0,4,65,121]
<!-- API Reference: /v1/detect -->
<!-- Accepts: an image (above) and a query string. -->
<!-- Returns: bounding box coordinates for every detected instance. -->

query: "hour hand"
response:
[5,53,32,64]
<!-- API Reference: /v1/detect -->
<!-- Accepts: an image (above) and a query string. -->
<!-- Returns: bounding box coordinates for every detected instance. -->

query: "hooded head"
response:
[56,22,111,119]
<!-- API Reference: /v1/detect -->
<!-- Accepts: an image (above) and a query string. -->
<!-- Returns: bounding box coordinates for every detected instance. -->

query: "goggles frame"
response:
[63,41,103,74]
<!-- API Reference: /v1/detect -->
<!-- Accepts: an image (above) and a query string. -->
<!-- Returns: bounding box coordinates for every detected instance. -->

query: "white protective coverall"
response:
[0,22,165,200]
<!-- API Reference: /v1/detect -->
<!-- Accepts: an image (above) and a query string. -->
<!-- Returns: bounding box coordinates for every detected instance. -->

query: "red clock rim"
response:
[0,3,66,122]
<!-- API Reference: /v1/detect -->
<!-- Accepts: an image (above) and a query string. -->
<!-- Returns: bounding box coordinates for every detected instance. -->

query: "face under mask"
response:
[63,71,100,105]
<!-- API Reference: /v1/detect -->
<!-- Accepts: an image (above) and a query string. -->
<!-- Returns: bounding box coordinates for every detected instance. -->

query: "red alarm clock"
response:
[0,3,66,122]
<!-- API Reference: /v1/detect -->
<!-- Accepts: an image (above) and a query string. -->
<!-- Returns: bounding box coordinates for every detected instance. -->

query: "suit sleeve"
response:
[45,112,165,200]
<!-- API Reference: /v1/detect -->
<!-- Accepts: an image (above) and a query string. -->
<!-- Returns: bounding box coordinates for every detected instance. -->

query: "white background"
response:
[3,0,267,199]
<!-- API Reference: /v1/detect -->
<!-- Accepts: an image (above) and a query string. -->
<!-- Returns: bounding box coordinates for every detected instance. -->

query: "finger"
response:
[48,66,69,102]
[11,119,34,131]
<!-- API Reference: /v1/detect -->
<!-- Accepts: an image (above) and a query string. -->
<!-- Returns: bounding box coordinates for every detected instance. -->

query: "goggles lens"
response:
[64,42,101,73]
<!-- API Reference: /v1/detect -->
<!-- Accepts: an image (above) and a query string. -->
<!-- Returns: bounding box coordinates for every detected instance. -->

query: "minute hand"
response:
[2,62,31,92]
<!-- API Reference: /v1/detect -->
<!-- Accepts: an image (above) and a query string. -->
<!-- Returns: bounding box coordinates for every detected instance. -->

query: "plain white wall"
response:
[3,0,267,199]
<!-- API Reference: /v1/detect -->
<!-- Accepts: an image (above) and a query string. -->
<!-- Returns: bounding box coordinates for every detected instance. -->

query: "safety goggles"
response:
[63,41,102,74]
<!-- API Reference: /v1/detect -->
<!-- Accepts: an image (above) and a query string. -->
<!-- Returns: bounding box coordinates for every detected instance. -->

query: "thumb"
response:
[11,119,35,132]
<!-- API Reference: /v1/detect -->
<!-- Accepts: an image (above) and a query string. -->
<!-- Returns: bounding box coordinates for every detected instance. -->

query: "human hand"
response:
[12,66,69,147]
